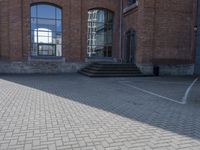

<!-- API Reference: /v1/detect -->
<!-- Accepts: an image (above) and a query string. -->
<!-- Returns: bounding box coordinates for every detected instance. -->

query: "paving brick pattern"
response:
[0,74,199,150]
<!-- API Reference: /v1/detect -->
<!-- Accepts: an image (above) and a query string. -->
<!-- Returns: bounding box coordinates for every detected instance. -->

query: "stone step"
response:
[79,62,143,77]
[81,68,141,74]
[79,70,145,77]
[84,66,140,71]
[91,63,137,68]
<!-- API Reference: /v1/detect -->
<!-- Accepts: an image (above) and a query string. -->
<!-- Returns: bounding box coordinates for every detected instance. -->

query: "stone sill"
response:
[28,56,65,62]
[123,2,138,14]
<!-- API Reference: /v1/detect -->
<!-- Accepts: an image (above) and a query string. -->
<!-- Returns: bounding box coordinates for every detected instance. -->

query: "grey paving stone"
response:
[0,74,199,150]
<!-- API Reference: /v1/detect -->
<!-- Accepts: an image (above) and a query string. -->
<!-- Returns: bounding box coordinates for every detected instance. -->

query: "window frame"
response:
[30,3,63,57]
[87,9,114,58]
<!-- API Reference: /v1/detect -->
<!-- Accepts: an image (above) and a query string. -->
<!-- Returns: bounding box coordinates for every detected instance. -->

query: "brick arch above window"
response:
[88,7,115,14]
[88,6,116,14]
[31,2,62,9]
[30,0,63,9]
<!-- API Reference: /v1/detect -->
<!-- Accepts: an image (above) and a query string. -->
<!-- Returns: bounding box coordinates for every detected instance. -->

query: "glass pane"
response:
[31,6,37,17]
[48,36,53,43]
[37,19,56,31]
[56,44,62,56]
[34,35,38,43]
[38,44,56,56]
[96,22,105,30]
[37,28,50,32]
[31,4,62,57]
[128,0,136,6]
[38,36,48,43]
[37,18,55,25]
[37,5,56,19]
[52,32,61,44]
[107,24,113,31]
[107,12,113,23]
[96,33,104,45]
[56,34,62,44]
[31,18,37,30]
[56,8,62,19]
[87,9,113,57]
[97,10,105,23]
[107,35,113,44]
[95,46,105,57]
[56,20,62,32]
[31,44,38,56]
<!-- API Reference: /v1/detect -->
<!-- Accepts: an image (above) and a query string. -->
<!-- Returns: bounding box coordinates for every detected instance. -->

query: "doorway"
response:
[125,29,136,63]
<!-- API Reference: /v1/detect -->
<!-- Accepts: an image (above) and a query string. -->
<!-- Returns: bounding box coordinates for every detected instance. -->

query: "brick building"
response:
[0,0,198,75]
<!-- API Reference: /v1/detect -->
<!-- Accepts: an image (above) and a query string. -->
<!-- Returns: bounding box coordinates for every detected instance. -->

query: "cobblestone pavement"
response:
[0,74,199,150]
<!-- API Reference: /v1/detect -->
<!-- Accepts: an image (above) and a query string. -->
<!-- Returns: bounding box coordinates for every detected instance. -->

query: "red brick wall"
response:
[0,0,196,65]
[24,0,77,61]
[81,0,120,60]
[138,0,156,64]
[0,0,120,62]
[122,0,155,64]
[0,0,23,60]
[0,0,10,59]
[153,0,195,64]
[123,0,195,65]
[0,0,119,61]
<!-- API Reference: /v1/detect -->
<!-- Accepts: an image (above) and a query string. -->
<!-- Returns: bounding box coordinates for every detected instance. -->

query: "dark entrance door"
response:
[125,30,136,63]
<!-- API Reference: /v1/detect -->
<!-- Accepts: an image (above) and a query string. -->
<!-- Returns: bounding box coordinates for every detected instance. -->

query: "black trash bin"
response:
[153,65,159,76]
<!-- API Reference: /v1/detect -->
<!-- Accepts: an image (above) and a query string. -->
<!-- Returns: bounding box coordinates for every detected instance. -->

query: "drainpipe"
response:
[21,0,24,59]
[194,0,199,74]
[152,0,157,64]
[119,0,123,63]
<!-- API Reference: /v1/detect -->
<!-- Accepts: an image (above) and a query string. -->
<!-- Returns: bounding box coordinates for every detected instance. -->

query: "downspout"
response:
[119,0,123,62]
[80,0,83,61]
[0,1,1,58]
[152,0,157,64]
[194,0,199,74]
[21,0,24,60]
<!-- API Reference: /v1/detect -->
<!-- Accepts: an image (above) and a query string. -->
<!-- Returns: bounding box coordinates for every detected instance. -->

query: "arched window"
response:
[31,3,62,57]
[87,9,114,58]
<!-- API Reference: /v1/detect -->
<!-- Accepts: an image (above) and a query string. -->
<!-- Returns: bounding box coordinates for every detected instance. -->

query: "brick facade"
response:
[0,0,198,75]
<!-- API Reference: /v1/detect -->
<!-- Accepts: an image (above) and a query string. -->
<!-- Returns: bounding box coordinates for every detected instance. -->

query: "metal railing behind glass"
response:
[38,43,56,56]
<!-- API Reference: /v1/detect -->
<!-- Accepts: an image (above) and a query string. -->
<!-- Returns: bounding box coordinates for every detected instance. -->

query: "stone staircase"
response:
[78,62,144,77]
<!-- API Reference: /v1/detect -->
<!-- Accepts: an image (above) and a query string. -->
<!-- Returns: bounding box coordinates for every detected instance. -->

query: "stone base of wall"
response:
[0,61,195,75]
[137,64,195,76]
[0,61,86,74]
[136,64,154,75]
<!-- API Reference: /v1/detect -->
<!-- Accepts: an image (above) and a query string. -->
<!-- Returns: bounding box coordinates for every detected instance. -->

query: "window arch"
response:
[87,9,114,58]
[31,3,62,57]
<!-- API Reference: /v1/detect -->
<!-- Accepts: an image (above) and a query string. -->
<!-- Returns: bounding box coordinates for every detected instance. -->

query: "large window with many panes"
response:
[87,9,113,58]
[31,3,62,57]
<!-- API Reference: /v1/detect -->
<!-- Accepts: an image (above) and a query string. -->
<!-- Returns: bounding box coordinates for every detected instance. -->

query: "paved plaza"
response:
[0,74,199,150]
